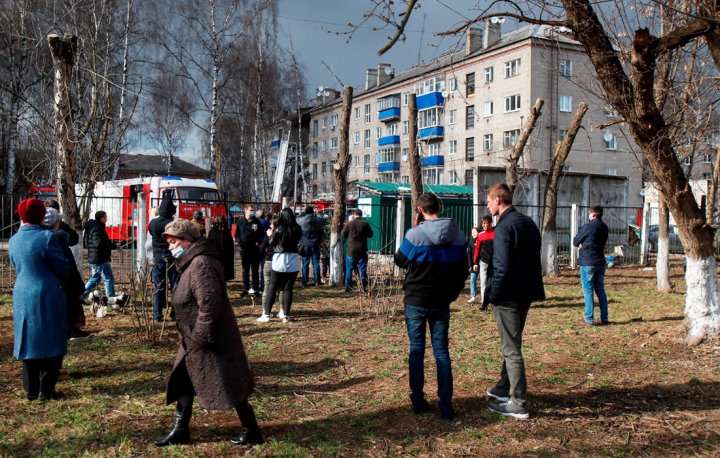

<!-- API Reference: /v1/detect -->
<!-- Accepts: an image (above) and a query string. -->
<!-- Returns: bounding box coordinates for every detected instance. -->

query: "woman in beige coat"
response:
[154,219,263,447]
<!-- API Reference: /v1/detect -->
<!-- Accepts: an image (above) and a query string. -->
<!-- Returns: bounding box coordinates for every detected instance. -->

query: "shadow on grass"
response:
[252,358,345,378]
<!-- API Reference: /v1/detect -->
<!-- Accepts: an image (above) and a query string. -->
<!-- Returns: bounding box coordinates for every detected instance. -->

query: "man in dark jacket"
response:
[235,204,263,297]
[573,205,609,325]
[298,206,324,286]
[82,211,119,301]
[341,208,374,292]
[149,191,178,321]
[484,183,545,420]
[394,193,468,420]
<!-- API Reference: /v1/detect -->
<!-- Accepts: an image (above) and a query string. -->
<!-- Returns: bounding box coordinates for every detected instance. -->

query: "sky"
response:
[276,0,489,100]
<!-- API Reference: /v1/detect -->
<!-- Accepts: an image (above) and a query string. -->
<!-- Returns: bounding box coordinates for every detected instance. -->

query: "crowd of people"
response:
[8,182,613,447]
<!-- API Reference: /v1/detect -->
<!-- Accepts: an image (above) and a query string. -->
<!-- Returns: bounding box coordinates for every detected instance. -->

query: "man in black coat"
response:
[149,190,178,321]
[235,204,263,297]
[298,206,325,286]
[484,183,545,420]
[573,205,609,325]
[341,209,374,292]
[82,210,119,301]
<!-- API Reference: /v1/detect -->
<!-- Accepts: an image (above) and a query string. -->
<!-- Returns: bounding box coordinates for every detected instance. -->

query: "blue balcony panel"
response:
[270,139,281,148]
[378,135,401,146]
[378,161,400,172]
[417,91,444,110]
[418,126,444,141]
[421,155,444,167]
[379,107,401,122]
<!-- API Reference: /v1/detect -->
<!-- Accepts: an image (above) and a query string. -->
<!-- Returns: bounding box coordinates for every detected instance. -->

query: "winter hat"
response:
[42,207,62,228]
[162,219,200,242]
[18,198,46,225]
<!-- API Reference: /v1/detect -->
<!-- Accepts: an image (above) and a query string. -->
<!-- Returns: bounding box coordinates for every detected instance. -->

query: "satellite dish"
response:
[384,66,393,75]
[441,91,449,98]
[603,131,614,142]
[491,17,505,24]
[318,86,325,92]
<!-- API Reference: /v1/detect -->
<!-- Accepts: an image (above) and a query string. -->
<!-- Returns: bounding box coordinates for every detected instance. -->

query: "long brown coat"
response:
[165,238,254,409]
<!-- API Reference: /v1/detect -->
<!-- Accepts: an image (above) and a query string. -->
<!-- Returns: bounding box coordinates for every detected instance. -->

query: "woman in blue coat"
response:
[9,198,69,401]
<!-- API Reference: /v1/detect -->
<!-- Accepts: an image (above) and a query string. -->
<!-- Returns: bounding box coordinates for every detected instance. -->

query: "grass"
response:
[0,262,719,456]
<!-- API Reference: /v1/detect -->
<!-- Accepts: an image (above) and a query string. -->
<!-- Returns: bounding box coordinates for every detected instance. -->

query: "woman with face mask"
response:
[155,219,263,448]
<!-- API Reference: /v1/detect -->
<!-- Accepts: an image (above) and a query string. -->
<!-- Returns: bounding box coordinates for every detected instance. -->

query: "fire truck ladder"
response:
[271,126,292,203]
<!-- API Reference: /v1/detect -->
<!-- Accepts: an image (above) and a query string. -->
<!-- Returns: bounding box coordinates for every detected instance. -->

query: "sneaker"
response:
[487,400,529,419]
[277,309,286,320]
[69,329,91,341]
[281,317,290,324]
[256,314,270,323]
[486,386,510,402]
[248,288,255,294]
[468,296,476,303]
[440,406,456,421]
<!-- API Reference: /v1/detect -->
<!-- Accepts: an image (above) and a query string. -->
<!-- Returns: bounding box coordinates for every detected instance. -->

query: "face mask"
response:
[171,246,186,259]
[248,211,256,218]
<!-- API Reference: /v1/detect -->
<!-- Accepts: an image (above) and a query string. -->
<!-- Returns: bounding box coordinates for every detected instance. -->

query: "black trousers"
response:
[22,356,64,399]
[241,254,260,292]
[263,271,298,316]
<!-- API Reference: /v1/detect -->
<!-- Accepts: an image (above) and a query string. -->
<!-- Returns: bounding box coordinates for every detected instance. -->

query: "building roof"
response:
[358,181,473,197]
[116,153,208,177]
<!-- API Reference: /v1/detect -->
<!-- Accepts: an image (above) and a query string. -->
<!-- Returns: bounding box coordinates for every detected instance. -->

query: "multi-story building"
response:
[306,21,644,206]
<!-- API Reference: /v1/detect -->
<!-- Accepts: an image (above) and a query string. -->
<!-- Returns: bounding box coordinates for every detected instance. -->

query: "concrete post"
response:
[136,192,147,279]
[472,166,480,227]
[394,197,406,276]
[570,203,579,269]
[640,202,651,266]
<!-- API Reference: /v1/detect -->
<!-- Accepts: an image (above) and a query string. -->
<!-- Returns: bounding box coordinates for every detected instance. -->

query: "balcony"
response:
[417,91,444,110]
[421,155,444,167]
[270,139,281,148]
[378,161,400,172]
[418,126,444,141]
[378,107,401,122]
[378,135,400,146]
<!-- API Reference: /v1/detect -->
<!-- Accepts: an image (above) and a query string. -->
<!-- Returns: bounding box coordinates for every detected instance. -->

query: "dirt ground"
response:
[0,261,719,457]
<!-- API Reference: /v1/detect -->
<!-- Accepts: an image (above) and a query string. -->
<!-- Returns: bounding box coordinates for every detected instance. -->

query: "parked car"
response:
[628,224,684,253]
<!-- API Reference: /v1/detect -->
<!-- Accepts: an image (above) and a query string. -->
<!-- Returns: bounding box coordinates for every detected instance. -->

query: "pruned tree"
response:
[541,101,588,276]
[330,86,353,286]
[407,93,422,221]
[506,98,544,193]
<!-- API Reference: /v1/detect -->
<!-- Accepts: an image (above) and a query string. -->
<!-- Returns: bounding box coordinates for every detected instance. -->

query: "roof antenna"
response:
[321,60,344,89]
[417,13,426,65]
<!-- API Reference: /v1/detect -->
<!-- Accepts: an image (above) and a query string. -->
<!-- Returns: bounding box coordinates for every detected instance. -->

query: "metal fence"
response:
[0,193,679,290]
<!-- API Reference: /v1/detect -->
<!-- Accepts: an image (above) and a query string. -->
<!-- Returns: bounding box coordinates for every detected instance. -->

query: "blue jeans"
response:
[152,259,177,321]
[469,271,478,297]
[83,262,116,298]
[301,245,321,285]
[344,255,368,290]
[580,265,608,323]
[405,304,453,412]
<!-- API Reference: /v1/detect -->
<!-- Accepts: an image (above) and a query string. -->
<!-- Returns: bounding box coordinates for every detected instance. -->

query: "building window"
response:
[364,154,371,174]
[559,95,572,112]
[354,156,360,168]
[423,168,442,185]
[504,94,521,112]
[354,132,360,145]
[448,171,459,185]
[354,107,360,120]
[312,120,319,137]
[558,130,567,141]
[483,101,494,117]
[379,146,399,163]
[465,137,475,161]
[560,59,573,77]
[484,67,494,83]
[312,163,318,180]
[331,114,339,126]
[449,78,457,91]
[703,154,712,163]
[413,77,445,95]
[402,175,409,184]
[403,93,409,106]
[402,147,408,161]
[504,58,520,78]
[483,134,493,150]
[312,142,318,159]
[321,162,327,175]
[322,117,327,128]
[331,137,338,149]
[418,107,442,128]
[364,129,371,148]
[466,105,475,129]
[312,184,318,196]
[466,72,475,96]
[320,140,326,151]
[503,129,521,147]
[464,169,473,185]
[449,109,457,125]
[387,123,398,136]
[605,132,617,150]
[364,104,371,123]
[403,120,409,134]
[427,143,441,156]
[449,140,457,155]
[376,127,382,139]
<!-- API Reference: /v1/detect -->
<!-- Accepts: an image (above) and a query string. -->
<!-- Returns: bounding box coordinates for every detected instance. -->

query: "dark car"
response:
[628,224,684,253]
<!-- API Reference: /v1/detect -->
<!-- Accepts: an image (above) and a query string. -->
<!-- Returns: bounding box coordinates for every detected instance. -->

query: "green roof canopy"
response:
[357,181,473,197]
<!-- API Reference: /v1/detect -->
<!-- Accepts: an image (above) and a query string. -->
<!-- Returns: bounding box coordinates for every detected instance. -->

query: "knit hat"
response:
[162,219,200,242]
[18,198,46,225]
[42,207,62,228]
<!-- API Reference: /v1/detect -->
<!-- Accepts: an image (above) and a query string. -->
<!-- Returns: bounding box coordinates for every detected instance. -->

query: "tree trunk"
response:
[656,198,671,292]
[506,98,544,193]
[707,145,720,224]
[330,86,353,286]
[48,33,82,231]
[407,93,422,221]
[542,101,588,276]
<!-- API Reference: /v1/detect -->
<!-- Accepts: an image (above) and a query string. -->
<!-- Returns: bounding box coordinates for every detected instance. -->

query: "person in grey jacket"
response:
[341,209,374,292]
[573,205,609,325]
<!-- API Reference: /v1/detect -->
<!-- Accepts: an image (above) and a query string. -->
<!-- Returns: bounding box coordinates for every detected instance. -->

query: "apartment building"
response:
[304,21,644,206]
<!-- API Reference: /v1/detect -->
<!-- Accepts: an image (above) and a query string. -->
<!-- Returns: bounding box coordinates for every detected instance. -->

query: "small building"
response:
[112,153,209,180]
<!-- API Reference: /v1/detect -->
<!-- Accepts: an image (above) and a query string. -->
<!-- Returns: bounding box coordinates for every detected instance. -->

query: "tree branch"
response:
[378,0,419,56]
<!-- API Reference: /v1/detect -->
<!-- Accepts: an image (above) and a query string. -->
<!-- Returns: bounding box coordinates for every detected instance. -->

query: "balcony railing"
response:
[270,139,281,148]
[420,155,444,167]
[378,161,400,172]
[378,135,401,146]
[418,126,444,141]
[417,91,444,110]
[378,107,401,122]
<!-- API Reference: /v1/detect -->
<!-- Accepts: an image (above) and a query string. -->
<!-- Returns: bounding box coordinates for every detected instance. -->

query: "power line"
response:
[276,14,426,34]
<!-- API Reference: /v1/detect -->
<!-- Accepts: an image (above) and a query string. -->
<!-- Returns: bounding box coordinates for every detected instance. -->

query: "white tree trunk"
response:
[656,237,671,292]
[541,229,557,276]
[685,256,720,345]
[330,232,343,286]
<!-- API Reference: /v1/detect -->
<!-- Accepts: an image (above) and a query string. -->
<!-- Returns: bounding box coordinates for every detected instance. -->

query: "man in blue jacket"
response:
[484,183,545,419]
[394,193,468,420]
[573,205,609,325]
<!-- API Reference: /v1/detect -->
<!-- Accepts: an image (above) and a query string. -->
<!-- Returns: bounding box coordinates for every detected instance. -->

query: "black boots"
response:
[154,403,192,447]
[230,403,264,446]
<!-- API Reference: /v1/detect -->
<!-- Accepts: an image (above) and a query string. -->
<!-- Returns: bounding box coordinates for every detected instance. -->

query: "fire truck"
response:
[80,176,225,242]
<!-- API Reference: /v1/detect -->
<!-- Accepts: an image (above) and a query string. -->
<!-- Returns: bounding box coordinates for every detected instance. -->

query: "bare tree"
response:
[407,93,422,220]
[330,86,353,286]
[506,98,544,193]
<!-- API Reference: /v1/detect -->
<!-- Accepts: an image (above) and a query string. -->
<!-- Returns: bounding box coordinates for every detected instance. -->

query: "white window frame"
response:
[483,134,493,150]
[427,143,441,156]
[364,104,371,123]
[560,59,573,77]
[449,78,457,91]
[503,129,521,147]
[403,93,409,106]
[354,107,360,120]
[363,154,371,174]
[364,129,371,148]
[376,127,382,139]
[331,114,339,126]
[504,59,520,78]
[322,117,327,128]
[484,66,494,83]
[504,94,521,112]
[402,147,409,162]
[418,107,442,129]
[559,95,572,113]
[483,101,494,117]
[354,132,360,145]
[402,121,409,134]
[448,171,459,185]
[386,123,398,136]
[448,109,457,125]
[331,137,338,149]
[605,132,617,150]
[449,140,457,155]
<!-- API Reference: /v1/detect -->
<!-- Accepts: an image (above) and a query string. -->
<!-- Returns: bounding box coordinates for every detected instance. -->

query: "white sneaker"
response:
[278,309,286,320]
[256,314,270,323]
[282,317,290,324]
[248,288,255,294]
[468,296,476,304]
